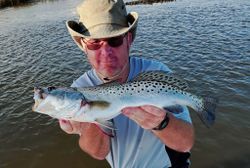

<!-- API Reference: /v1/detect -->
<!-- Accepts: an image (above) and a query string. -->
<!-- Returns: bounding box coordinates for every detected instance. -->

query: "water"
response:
[0,0,249,167]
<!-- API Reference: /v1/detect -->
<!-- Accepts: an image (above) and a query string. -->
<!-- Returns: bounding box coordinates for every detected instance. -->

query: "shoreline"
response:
[125,0,176,5]
[0,0,176,9]
[0,0,55,9]
[0,0,34,9]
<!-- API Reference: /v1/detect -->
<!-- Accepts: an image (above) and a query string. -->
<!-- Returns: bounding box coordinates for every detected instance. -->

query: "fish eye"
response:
[48,86,56,92]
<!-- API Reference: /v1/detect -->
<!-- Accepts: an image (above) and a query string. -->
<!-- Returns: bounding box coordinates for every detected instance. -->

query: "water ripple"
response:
[0,0,250,167]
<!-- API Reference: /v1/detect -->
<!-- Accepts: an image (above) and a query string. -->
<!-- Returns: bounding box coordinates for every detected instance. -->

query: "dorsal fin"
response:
[131,70,189,90]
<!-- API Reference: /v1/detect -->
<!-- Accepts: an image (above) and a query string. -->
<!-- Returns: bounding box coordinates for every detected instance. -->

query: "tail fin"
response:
[198,97,219,128]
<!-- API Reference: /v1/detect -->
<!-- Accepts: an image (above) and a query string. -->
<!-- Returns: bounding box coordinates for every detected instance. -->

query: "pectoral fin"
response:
[88,101,110,110]
[94,119,116,137]
[95,119,116,130]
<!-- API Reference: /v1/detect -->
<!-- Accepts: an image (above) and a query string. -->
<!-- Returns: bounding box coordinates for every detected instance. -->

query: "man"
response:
[60,0,194,167]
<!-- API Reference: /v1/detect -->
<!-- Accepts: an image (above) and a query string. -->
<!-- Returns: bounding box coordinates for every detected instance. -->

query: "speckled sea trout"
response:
[32,71,218,127]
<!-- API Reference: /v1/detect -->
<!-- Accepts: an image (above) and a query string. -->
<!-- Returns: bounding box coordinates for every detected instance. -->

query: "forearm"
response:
[152,113,194,152]
[78,123,110,160]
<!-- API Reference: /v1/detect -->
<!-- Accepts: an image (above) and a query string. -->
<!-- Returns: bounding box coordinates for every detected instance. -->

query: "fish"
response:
[32,71,218,128]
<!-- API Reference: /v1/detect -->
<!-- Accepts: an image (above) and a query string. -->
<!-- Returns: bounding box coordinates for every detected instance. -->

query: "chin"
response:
[104,68,122,76]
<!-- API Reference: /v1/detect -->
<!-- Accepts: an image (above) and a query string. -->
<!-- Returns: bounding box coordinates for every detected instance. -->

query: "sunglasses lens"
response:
[84,34,125,50]
[108,35,124,47]
[86,40,102,50]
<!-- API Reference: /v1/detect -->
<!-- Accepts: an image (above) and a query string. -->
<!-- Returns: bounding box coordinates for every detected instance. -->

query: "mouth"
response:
[34,86,44,98]
[32,87,46,111]
[99,57,118,65]
[100,61,117,67]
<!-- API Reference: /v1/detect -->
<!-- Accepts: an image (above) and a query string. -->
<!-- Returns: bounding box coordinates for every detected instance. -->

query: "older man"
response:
[60,0,194,167]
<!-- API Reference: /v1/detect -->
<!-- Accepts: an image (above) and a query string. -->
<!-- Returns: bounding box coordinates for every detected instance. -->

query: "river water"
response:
[0,0,249,167]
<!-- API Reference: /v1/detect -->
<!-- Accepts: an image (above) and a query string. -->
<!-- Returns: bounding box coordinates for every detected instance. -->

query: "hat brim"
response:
[66,12,138,51]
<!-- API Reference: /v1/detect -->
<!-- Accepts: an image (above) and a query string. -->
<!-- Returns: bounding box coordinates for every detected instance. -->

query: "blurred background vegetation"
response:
[0,0,175,9]
[0,0,55,9]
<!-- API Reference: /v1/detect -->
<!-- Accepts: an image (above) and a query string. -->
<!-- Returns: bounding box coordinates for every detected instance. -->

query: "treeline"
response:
[0,0,54,9]
[0,0,175,9]
[125,0,175,5]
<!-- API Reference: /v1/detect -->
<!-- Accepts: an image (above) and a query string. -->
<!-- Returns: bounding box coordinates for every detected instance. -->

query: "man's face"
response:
[80,33,132,79]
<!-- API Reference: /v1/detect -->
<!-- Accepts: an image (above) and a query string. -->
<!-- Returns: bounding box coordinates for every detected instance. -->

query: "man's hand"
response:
[122,105,194,152]
[121,105,166,129]
[59,119,110,159]
[59,119,91,136]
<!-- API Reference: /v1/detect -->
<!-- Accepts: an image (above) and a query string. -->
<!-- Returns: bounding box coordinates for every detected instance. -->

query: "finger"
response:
[70,120,82,134]
[59,119,82,135]
[122,107,164,129]
[140,105,166,118]
[59,119,73,133]
[122,107,147,121]
[122,106,165,120]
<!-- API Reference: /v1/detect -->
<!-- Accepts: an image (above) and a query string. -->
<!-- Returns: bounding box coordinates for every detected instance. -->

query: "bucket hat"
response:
[66,0,139,51]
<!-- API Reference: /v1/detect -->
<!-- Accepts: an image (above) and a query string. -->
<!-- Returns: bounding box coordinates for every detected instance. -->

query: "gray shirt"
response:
[71,57,192,168]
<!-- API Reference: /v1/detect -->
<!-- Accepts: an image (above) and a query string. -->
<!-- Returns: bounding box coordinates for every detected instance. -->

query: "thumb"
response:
[59,119,74,134]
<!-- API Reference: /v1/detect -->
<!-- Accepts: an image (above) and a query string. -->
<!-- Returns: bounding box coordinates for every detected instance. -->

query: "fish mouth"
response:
[32,86,47,111]
[32,101,39,112]
[34,86,45,98]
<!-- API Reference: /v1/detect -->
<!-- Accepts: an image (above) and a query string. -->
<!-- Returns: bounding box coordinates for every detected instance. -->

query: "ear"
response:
[127,32,133,47]
[79,38,87,53]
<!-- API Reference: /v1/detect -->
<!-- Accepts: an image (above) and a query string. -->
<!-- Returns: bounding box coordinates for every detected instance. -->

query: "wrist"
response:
[152,112,169,131]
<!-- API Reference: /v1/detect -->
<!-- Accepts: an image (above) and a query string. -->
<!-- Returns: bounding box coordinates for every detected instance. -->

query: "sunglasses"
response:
[82,34,126,50]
